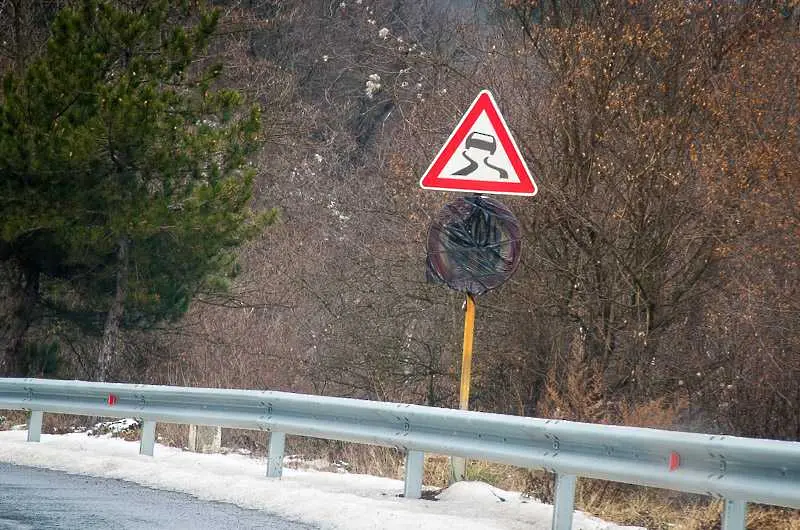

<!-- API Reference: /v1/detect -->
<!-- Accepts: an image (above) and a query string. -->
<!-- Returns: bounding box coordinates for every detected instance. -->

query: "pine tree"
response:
[0,0,272,379]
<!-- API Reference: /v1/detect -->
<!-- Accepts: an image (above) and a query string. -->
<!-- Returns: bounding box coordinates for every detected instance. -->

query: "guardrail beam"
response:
[267,431,285,478]
[3,377,800,515]
[722,499,747,530]
[404,450,424,499]
[139,420,156,456]
[551,473,576,530]
[27,411,43,442]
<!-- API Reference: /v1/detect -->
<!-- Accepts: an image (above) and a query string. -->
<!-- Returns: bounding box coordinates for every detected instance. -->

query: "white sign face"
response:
[436,112,522,184]
[419,90,537,196]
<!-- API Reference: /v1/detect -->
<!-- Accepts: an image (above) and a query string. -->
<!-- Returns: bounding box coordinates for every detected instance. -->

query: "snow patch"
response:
[0,431,644,530]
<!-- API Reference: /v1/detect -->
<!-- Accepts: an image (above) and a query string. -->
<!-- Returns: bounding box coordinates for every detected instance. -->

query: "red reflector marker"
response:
[107,394,118,406]
[669,451,680,471]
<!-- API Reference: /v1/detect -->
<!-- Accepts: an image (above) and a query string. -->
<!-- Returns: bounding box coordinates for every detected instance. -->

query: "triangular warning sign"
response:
[419,90,537,196]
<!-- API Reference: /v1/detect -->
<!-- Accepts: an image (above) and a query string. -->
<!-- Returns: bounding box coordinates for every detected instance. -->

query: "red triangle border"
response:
[419,90,537,196]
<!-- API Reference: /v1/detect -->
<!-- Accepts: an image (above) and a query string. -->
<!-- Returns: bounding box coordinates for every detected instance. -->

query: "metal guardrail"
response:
[1,378,798,530]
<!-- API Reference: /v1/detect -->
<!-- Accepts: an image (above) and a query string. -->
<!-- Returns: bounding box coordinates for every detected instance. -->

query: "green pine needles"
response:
[0,0,273,379]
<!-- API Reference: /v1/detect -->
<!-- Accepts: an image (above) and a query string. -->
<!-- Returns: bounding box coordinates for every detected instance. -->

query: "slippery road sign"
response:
[419,90,537,196]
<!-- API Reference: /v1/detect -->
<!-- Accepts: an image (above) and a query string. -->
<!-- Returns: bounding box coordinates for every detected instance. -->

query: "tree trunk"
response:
[10,0,29,72]
[0,261,39,376]
[97,238,129,382]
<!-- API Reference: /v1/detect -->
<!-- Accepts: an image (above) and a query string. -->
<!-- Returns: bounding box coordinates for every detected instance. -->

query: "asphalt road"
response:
[0,463,314,530]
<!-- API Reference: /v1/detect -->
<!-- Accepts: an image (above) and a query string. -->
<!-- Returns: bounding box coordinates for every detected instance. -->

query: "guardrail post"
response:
[551,473,577,530]
[139,420,156,456]
[27,411,43,442]
[721,499,747,530]
[266,431,285,478]
[404,450,424,499]
[188,424,222,453]
[450,456,466,483]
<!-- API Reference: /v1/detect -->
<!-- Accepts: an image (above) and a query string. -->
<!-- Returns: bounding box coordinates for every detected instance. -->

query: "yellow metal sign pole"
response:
[459,293,476,410]
[450,293,476,483]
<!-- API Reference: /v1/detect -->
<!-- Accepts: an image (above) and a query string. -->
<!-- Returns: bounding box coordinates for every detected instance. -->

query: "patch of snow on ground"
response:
[0,430,643,530]
[88,417,139,435]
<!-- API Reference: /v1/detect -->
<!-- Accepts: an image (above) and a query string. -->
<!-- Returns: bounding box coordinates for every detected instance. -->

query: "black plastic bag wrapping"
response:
[425,195,521,295]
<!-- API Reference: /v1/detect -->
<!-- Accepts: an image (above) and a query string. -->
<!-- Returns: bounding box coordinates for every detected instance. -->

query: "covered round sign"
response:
[425,195,521,295]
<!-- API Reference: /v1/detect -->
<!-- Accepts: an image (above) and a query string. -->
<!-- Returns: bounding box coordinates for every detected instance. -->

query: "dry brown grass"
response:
[538,360,689,431]
[667,501,800,530]
[573,479,703,529]
[422,454,531,491]
[155,422,189,447]
[742,507,800,530]
[518,471,800,530]
[282,437,406,478]
[0,409,28,430]
[42,413,94,434]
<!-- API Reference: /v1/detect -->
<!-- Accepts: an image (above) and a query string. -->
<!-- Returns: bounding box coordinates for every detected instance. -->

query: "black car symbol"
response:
[464,132,497,154]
